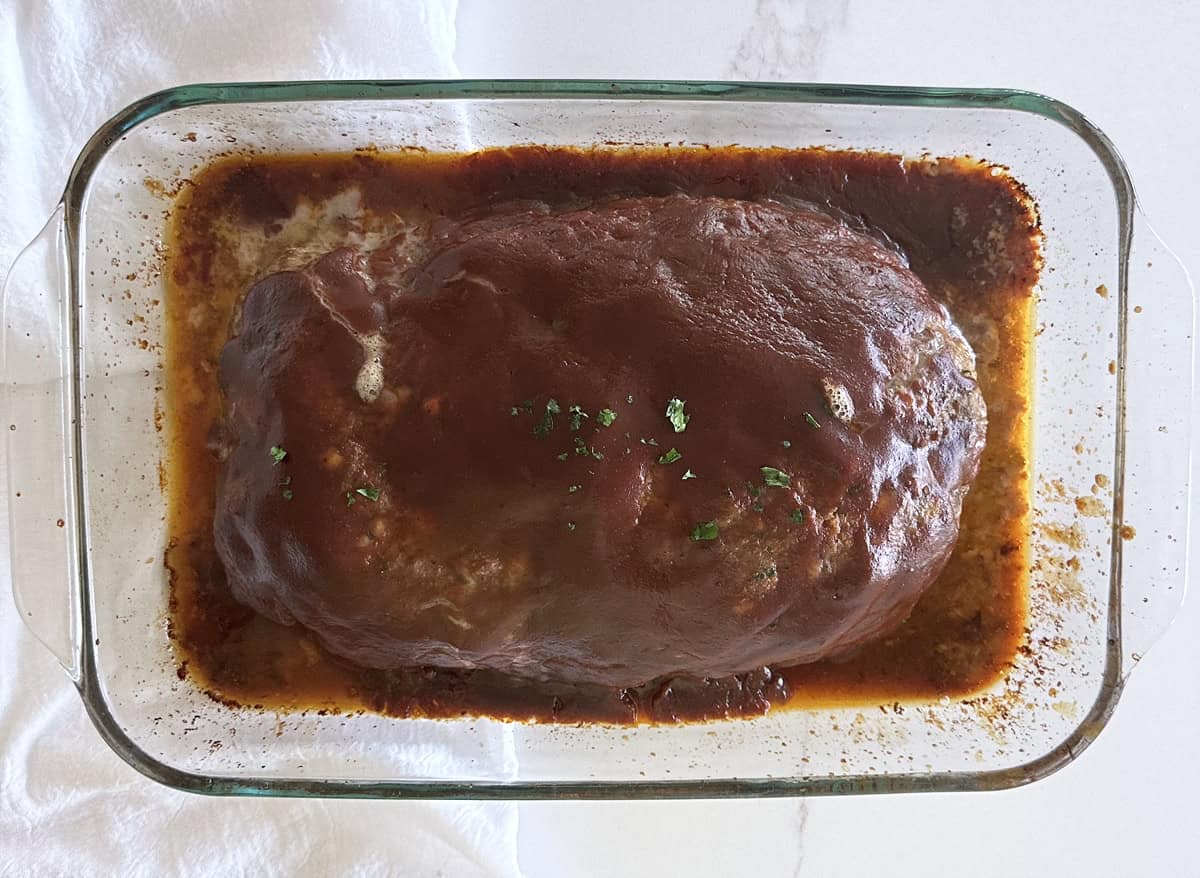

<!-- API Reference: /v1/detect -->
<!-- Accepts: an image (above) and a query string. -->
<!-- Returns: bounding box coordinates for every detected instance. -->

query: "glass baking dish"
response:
[3,80,1193,799]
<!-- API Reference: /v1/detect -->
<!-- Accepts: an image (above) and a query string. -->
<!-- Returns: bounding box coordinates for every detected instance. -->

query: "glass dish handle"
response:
[1119,210,1195,678]
[2,206,82,681]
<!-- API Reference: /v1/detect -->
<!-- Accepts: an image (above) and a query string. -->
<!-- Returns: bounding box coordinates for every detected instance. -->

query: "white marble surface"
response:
[453,1,1200,875]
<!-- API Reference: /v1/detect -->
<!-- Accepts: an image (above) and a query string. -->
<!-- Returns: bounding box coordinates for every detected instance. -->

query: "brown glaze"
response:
[164,146,1039,723]
[214,196,985,687]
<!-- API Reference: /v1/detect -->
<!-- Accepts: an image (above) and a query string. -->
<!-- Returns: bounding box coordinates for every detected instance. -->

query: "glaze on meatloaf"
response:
[213,194,986,688]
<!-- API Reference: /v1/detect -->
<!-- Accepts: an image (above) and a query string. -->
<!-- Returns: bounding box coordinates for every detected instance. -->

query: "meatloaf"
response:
[213,194,987,688]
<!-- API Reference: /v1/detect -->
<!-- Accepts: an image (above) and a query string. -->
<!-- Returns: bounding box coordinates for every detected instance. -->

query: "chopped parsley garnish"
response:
[355,486,381,502]
[682,469,697,480]
[533,399,561,437]
[568,484,581,494]
[658,447,682,465]
[761,466,791,488]
[269,445,288,465]
[753,566,777,581]
[781,440,792,448]
[753,502,764,513]
[510,407,520,417]
[626,394,634,404]
[282,489,294,501]
[746,481,762,499]
[639,437,659,447]
[690,520,719,541]
[345,492,356,507]
[568,404,588,431]
[790,508,806,524]
[597,408,618,427]
[666,398,690,433]
[557,452,569,461]
[804,412,821,429]
[573,437,602,460]
[567,521,577,531]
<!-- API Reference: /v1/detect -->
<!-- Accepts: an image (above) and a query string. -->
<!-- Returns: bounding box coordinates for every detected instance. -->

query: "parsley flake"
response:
[781,440,792,448]
[790,508,806,524]
[567,521,577,531]
[804,412,821,429]
[345,492,356,507]
[557,452,569,461]
[355,486,381,502]
[573,437,602,459]
[282,489,294,501]
[639,437,659,447]
[568,404,588,431]
[746,481,762,499]
[658,447,682,465]
[666,398,690,433]
[533,399,561,437]
[761,466,791,488]
[753,502,764,513]
[597,408,618,427]
[682,469,697,480]
[626,394,634,404]
[568,484,581,494]
[690,520,719,541]
[269,445,288,465]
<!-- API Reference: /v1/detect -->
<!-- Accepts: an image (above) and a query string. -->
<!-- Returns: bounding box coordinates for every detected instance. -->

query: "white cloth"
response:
[0,2,521,875]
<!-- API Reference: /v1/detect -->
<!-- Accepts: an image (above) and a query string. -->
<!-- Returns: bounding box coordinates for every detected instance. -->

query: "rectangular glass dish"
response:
[3,80,1193,798]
